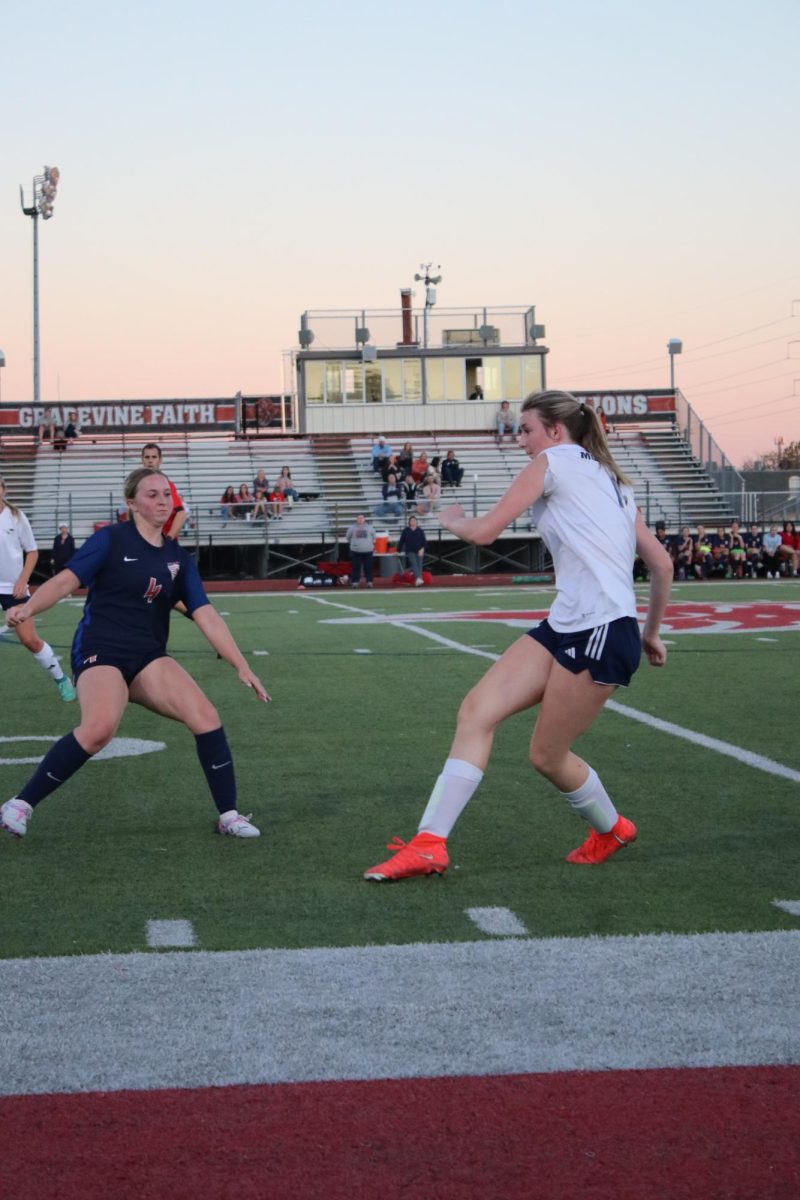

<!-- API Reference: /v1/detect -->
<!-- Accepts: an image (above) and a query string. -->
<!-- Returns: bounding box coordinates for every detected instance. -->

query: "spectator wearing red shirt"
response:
[141,444,187,541]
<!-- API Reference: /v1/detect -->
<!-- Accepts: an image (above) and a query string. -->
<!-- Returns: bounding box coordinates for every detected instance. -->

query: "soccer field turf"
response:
[1,581,798,959]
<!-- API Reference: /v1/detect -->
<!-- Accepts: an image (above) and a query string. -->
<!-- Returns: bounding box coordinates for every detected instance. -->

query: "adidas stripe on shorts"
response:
[527,616,641,687]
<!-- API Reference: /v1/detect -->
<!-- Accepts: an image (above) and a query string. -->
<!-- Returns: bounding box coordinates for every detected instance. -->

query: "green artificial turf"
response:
[1,584,798,958]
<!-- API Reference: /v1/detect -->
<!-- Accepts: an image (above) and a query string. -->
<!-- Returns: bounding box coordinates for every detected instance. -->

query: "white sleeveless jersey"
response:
[529,444,637,632]
[0,506,37,594]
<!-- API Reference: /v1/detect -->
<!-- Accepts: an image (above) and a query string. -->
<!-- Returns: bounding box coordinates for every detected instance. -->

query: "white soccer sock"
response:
[561,766,618,833]
[33,642,65,682]
[418,758,484,839]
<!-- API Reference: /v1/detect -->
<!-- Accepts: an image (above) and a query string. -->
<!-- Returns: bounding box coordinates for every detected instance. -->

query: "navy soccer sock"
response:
[195,727,237,815]
[19,732,92,807]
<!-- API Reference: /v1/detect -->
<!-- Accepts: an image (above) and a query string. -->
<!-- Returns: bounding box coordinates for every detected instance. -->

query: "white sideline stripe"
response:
[0,930,797,1096]
[607,700,800,784]
[466,907,528,936]
[354,648,372,654]
[145,920,196,948]
[774,900,800,917]
[252,650,270,656]
[393,623,800,785]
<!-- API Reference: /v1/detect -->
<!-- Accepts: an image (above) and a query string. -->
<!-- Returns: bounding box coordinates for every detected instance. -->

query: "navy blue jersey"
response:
[66,522,208,660]
[744,530,763,550]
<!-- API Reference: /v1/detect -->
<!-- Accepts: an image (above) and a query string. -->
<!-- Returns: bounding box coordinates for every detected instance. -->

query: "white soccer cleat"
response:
[1,798,33,838]
[217,810,261,838]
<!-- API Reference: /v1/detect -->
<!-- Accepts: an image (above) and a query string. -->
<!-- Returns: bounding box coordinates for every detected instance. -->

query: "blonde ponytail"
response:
[0,477,21,519]
[521,390,632,488]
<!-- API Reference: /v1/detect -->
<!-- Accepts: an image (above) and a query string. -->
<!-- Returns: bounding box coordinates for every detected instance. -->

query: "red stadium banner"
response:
[572,391,676,418]
[0,402,237,431]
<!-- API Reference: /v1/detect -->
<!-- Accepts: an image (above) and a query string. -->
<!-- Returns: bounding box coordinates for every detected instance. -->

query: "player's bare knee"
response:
[457,689,493,734]
[530,741,561,780]
[190,700,219,735]
[77,722,117,754]
[20,632,43,653]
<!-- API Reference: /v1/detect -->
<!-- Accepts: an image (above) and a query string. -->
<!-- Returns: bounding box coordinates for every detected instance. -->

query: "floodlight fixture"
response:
[20,164,61,405]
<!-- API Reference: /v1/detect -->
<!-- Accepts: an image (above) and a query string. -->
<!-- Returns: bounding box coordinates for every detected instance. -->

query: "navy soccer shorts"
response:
[1,592,30,611]
[527,616,641,687]
[72,647,169,686]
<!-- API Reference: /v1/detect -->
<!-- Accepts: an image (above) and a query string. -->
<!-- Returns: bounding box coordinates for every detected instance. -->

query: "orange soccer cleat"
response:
[363,832,449,882]
[565,815,637,865]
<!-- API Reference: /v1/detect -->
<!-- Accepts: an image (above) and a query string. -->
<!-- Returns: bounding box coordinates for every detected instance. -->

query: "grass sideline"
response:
[1,582,798,959]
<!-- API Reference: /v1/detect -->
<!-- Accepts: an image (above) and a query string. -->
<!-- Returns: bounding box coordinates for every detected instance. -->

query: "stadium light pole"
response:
[667,338,682,390]
[0,349,5,402]
[20,166,60,406]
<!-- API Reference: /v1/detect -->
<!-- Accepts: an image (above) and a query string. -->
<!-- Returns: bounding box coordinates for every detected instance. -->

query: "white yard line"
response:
[773,901,800,917]
[145,920,196,948]
[466,907,529,936]
[392,622,800,785]
[1,930,797,1095]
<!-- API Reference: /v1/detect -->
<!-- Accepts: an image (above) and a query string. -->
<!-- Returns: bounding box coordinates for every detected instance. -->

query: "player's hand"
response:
[5,604,31,628]
[643,633,667,667]
[439,503,466,532]
[238,665,271,702]
[12,577,28,600]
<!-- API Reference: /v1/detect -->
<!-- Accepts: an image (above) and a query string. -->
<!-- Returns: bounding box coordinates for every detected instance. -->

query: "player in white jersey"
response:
[364,390,673,880]
[0,478,76,702]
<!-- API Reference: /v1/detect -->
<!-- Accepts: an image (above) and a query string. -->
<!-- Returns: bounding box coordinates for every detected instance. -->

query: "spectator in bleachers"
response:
[53,427,68,453]
[252,474,269,520]
[441,450,464,488]
[469,384,484,400]
[728,521,747,579]
[411,451,430,483]
[416,472,440,517]
[380,453,405,483]
[346,514,376,588]
[220,487,237,525]
[744,523,763,578]
[277,466,300,507]
[401,474,418,512]
[692,525,713,579]
[36,407,56,444]
[397,515,427,586]
[675,526,694,580]
[374,473,404,519]
[64,411,81,440]
[762,525,782,578]
[779,520,799,576]
[495,400,519,444]
[371,436,393,474]
[51,525,76,573]
[429,456,443,485]
[397,442,414,476]
[268,484,285,520]
[235,483,253,520]
[141,444,187,541]
[253,468,269,501]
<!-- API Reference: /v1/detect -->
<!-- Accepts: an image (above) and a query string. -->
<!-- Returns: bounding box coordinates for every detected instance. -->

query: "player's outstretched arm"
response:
[192,604,271,702]
[440,457,547,546]
[635,511,673,667]
[5,569,81,627]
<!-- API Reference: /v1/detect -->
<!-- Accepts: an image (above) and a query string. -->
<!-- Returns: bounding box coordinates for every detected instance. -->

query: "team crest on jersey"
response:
[143,577,162,604]
[167,562,180,581]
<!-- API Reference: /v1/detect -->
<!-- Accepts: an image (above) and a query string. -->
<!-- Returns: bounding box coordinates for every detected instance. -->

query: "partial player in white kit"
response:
[364,390,674,881]
[0,477,76,701]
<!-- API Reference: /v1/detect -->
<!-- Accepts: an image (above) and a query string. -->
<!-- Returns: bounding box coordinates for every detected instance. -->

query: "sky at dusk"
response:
[1,0,798,466]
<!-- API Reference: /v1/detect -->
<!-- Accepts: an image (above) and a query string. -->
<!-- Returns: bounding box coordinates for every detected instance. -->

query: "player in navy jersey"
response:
[364,390,673,881]
[1,467,269,840]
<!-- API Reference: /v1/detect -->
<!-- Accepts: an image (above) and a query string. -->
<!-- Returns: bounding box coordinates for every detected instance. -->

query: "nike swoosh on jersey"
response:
[123,556,138,562]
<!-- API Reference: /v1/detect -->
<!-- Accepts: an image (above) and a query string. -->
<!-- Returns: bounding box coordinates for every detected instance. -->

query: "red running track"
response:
[2,1065,798,1200]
